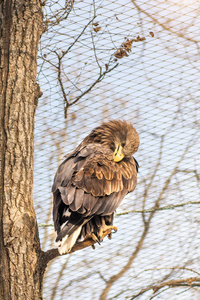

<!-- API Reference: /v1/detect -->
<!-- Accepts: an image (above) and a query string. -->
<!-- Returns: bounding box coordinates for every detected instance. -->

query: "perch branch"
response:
[39,227,114,273]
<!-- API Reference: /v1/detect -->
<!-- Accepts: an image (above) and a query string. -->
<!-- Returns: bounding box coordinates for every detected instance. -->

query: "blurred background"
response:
[34,0,200,299]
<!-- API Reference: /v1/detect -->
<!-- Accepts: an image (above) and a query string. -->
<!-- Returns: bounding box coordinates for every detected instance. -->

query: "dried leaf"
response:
[114,48,129,59]
[149,31,154,37]
[94,27,101,33]
[132,35,146,42]
[114,36,145,59]
[114,14,119,21]
[121,39,134,52]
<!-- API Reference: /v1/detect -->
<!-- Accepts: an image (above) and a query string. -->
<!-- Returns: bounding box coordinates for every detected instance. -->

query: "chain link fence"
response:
[34,0,200,299]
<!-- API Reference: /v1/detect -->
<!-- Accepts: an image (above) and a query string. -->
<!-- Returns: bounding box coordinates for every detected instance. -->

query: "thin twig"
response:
[61,16,96,58]
[68,62,119,108]
[131,0,199,45]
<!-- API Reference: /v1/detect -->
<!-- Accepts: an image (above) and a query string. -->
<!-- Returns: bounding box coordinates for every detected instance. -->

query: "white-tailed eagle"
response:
[52,120,139,254]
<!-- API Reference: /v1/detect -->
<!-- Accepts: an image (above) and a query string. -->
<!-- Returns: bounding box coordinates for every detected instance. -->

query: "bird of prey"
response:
[52,120,139,254]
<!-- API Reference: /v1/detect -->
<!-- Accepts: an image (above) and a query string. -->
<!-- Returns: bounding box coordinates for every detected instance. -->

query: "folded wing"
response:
[52,143,138,253]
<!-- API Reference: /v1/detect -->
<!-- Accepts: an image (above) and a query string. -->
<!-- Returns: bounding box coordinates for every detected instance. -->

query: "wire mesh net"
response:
[34,0,200,299]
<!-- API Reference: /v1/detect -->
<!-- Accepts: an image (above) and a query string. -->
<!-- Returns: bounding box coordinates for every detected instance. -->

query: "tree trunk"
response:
[0,0,43,299]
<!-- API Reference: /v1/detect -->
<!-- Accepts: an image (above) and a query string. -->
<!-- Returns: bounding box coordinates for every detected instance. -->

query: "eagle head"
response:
[84,120,139,162]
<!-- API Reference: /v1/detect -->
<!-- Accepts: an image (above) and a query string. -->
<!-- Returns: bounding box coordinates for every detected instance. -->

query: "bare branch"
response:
[55,51,69,118]
[39,227,114,271]
[152,277,200,293]
[50,15,119,119]
[68,62,119,107]
[43,1,75,32]
[131,0,199,45]
[61,16,96,58]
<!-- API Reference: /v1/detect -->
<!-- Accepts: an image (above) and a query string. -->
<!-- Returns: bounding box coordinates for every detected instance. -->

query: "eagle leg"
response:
[98,218,118,242]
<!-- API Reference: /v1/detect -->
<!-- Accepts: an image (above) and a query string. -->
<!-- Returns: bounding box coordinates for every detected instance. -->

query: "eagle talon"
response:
[91,233,101,245]
[98,236,104,243]
[108,233,112,240]
[98,219,118,241]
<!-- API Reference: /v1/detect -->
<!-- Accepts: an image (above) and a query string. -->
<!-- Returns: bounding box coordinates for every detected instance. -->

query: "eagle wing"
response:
[52,143,138,244]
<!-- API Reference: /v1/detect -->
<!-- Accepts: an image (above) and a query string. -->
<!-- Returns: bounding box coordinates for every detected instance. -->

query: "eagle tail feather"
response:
[57,226,82,255]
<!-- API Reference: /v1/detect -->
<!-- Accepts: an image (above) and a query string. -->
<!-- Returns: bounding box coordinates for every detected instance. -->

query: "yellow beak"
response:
[114,143,124,162]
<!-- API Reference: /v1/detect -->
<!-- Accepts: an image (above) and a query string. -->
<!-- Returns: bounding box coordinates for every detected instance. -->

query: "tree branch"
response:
[152,277,200,293]
[68,62,119,107]
[43,1,75,32]
[131,0,199,45]
[52,14,118,119]
[39,227,114,274]
[128,265,200,299]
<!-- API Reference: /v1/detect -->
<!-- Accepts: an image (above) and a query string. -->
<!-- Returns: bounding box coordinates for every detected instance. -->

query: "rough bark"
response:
[0,0,43,299]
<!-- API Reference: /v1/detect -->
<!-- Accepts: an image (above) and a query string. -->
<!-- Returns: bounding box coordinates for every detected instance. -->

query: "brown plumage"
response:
[52,120,139,254]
